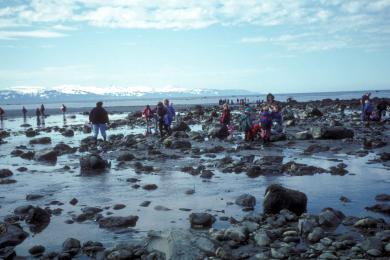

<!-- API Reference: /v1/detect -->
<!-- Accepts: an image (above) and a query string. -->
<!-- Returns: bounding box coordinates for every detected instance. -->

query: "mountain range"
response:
[0,86,258,104]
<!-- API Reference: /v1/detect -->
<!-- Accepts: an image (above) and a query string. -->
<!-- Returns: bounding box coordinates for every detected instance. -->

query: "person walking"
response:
[89,101,109,142]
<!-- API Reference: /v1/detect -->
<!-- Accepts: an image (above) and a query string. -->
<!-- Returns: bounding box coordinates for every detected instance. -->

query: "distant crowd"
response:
[0,93,389,143]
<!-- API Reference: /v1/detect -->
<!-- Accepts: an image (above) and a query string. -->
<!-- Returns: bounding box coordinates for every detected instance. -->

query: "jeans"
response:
[93,123,107,140]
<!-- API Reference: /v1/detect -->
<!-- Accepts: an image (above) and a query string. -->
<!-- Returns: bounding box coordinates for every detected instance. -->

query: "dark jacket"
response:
[157,105,167,118]
[89,107,109,124]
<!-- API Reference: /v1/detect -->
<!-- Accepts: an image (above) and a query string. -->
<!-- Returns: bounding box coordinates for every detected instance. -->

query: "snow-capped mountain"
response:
[0,85,257,104]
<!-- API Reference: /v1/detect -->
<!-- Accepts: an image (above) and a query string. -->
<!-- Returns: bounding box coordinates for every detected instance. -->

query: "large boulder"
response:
[311,126,354,139]
[207,124,229,139]
[80,154,110,173]
[263,184,307,216]
[0,222,28,259]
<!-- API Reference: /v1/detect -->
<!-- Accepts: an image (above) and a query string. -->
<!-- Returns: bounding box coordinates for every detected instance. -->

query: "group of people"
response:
[142,99,176,137]
[219,93,283,143]
[360,93,388,122]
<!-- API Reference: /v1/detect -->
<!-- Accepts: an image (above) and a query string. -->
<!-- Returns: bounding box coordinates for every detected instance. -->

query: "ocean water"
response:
[1,89,390,112]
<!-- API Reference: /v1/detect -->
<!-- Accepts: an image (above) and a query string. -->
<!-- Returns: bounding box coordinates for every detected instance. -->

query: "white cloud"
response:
[0,0,389,51]
[0,30,67,39]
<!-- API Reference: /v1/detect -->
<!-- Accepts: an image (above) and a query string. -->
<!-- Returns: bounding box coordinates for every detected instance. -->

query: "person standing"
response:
[163,99,175,134]
[35,108,41,126]
[143,104,153,135]
[0,106,4,121]
[40,104,45,117]
[260,106,273,143]
[220,103,231,126]
[89,101,109,142]
[61,104,67,115]
[157,101,169,137]
[22,106,27,118]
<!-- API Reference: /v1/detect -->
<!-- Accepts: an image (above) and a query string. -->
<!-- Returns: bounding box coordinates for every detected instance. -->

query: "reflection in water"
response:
[23,115,27,125]
[0,117,3,129]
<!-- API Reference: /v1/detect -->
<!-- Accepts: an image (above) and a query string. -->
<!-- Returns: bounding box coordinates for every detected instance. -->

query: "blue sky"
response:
[0,0,390,93]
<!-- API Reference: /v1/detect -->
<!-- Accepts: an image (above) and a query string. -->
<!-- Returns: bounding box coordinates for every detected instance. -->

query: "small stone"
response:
[69,198,78,205]
[113,204,126,210]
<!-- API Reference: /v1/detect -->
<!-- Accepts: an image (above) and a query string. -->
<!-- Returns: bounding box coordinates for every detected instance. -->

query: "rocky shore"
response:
[0,97,389,259]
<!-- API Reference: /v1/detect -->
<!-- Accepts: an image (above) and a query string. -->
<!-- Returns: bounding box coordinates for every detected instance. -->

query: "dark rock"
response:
[318,208,345,227]
[62,238,81,255]
[62,129,74,137]
[307,107,323,117]
[29,137,51,144]
[140,201,151,207]
[0,130,10,138]
[235,194,256,208]
[25,207,51,227]
[25,129,38,137]
[29,245,45,256]
[365,204,390,215]
[0,222,28,250]
[0,179,17,185]
[375,194,390,201]
[311,126,354,139]
[340,196,351,203]
[208,124,229,139]
[189,213,215,229]
[113,204,126,210]
[0,169,13,178]
[263,184,307,215]
[247,166,264,178]
[34,149,57,164]
[53,143,76,155]
[16,167,28,172]
[69,198,78,205]
[200,170,214,179]
[80,154,110,173]
[98,216,139,229]
[142,184,158,191]
[282,161,326,176]
[117,152,135,161]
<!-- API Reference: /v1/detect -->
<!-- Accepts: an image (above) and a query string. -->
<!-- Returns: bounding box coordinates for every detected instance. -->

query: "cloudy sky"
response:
[0,0,390,93]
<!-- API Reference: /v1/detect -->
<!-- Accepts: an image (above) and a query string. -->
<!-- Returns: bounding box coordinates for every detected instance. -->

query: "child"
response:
[260,107,273,143]
[143,105,153,135]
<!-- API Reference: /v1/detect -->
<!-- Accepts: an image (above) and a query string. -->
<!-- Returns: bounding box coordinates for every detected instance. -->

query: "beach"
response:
[0,96,389,259]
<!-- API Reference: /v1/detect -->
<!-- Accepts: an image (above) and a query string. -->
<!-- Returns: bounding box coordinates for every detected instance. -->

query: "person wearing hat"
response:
[89,101,109,142]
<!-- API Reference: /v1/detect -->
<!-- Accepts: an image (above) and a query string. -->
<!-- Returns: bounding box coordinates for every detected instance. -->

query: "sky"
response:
[0,0,390,94]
